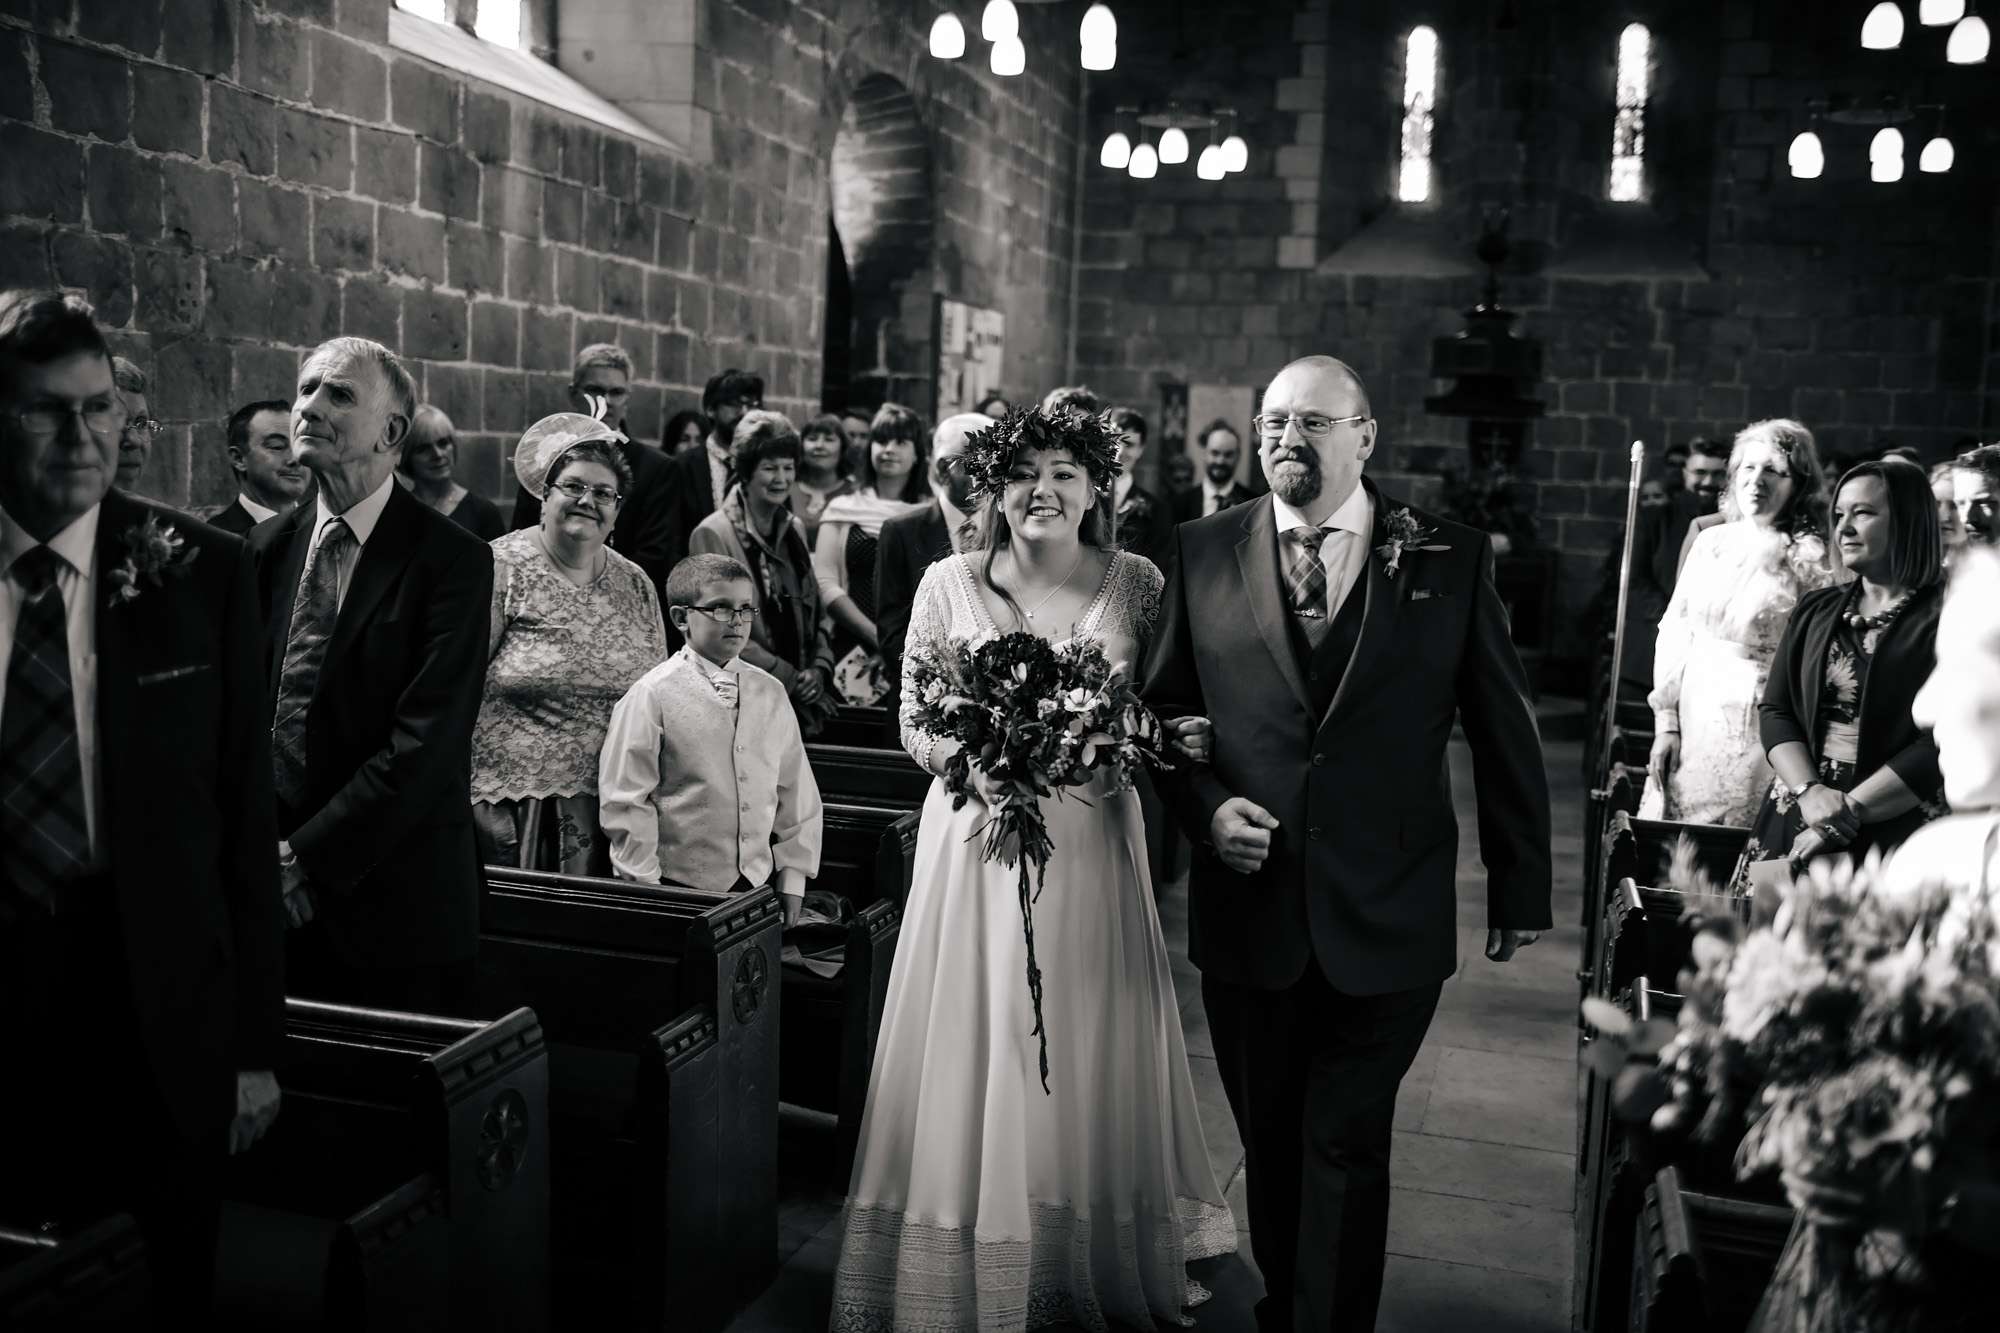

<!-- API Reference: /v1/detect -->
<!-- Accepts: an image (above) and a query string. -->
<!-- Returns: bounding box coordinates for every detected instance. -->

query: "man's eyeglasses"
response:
[1252,413,1371,440]
[122,415,165,439]
[687,604,756,625]
[551,479,622,505]
[11,398,127,439]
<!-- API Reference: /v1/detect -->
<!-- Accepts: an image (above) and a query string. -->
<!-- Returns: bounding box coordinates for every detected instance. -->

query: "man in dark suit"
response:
[666,367,765,566]
[1603,437,1728,692]
[0,290,283,1315]
[1109,406,1174,567]
[210,398,311,534]
[1171,418,1256,522]
[510,342,676,592]
[876,411,988,690]
[1145,356,1552,1333]
[248,336,493,1014]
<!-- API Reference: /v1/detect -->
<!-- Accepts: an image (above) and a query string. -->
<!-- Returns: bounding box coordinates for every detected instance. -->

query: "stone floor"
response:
[732,731,1585,1332]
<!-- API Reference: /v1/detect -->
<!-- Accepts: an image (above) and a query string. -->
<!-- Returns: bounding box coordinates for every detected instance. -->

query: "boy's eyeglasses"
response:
[551,479,622,505]
[687,605,756,625]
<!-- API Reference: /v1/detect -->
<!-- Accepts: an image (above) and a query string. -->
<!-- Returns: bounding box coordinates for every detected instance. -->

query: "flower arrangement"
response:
[107,514,199,605]
[958,407,1124,505]
[1376,506,1450,579]
[904,629,1171,1091]
[1588,848,2000,1329]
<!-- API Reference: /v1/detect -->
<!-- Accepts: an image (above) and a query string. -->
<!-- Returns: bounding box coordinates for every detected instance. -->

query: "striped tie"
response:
[0,546,88,912]
[270,518,352,809]
[1283,525,1332,647]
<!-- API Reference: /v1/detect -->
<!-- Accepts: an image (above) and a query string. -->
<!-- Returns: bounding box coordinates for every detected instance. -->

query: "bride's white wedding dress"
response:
[830,551,1236,1332]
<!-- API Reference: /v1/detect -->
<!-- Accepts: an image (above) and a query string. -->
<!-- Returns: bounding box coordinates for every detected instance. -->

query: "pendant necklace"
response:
[1018,549,1084,622]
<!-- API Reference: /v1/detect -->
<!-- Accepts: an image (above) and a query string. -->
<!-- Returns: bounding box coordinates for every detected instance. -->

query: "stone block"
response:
[522,307,574,371]
[483,165,541,236]
[504,236,553,304]
[0,31,28,124]
[1273,77,1324,113]
[542,179,582,244]
[418,143,481,218]
[309,30,387,122]
[608,202,654,264]
[556,249,600,313]
[654,329,691,384]
[202,257,274,341]
[313,194,374,270]
[277,105,353,190]
[354,125,418,204]
[581,190,615,255]
[162,0,236,77]
[378,207,446,282]
[240,9,307,99]
[86,145,162,241]
[238,178,312,264]
[446,220,504,296]
[1274,145,1321,181]
[52,231,134,327]
[131,65,204,157]
[559,122,601,187]
[456,88,512,164]
[601,258,645,321]
[484,369,528,437]
[154,339,234,421]
[1277,236,1316,269]
[134,246,203,331]
[231,343,298,414]
[601,137,637,201]
[656,212,692,271]
[210,84,276,176]
[270,263,341,346]
[77,0,163,55]
[341,276,401,345]
[421,361,481,427]
[42,40,132,142]
[162,160,238,254]
[470,300,518,365]
[390,57,456,143]
[521,109,563,175]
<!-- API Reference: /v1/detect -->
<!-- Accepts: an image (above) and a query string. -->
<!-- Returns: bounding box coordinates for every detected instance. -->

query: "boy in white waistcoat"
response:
[600,553,822,925]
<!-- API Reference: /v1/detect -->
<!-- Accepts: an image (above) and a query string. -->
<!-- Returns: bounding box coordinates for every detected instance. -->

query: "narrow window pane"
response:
[474,0,523,48]
[395,0,451,21]
[1399,25,1438,204]
[1610,23,1650,202]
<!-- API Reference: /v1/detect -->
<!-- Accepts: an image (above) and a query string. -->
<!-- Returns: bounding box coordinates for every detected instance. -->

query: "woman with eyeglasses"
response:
[110,356,159,494]
[470,413,668,874]
[689,409,840,737]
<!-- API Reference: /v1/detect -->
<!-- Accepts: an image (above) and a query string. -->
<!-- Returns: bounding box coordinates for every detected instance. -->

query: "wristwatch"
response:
[1789,779,1819,799]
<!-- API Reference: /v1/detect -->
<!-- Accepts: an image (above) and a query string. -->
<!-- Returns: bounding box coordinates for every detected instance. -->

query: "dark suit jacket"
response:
[875,500,954,691]
[1145,482,1553,993]
[249,483,494,969]
[1171,481,1257,525]
[1761,581,1943,857]
[92,490,286,1140]
[662,442,721,570]
[1116,483,1174,568]
[208,497,258,535]
[509,436,678,593]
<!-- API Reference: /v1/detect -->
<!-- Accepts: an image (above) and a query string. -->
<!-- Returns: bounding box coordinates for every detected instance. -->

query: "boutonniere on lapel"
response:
[1375,507,1450,579]
[107,514,200,606]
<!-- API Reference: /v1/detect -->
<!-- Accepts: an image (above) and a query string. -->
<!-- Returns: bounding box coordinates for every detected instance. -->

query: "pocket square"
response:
[1407,587,1448,603]
[136,664,209,686]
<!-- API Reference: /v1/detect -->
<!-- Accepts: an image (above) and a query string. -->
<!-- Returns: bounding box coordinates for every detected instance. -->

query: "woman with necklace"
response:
[1735,458,1948,886]
[471,414,667,873]
[398,405,507,542]
[832,408,1234,1333]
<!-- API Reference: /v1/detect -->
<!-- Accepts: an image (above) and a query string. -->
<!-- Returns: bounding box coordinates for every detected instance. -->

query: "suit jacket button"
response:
[1311,754,1325,767]
[1308,825,1322,840]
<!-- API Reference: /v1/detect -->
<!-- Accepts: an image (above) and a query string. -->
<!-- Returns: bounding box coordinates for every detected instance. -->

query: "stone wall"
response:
[0,0,1080,508]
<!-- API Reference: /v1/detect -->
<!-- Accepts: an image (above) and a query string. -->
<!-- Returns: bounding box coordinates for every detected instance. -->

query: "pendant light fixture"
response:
[1787,129,1825,179]
[1080,4,1117,69]
[1127,141,1159,179]
[1157,126,1189,164]
[1100,130,1131,169]
[929,13,966,59]
[1948,11,1991,60]
[990,33,1025,75]
[1920,134,1955,171]
[1862,2,1906,48]
[981,0,1019,42]
[1921,0,1965,22]
[1196,143,1226,180]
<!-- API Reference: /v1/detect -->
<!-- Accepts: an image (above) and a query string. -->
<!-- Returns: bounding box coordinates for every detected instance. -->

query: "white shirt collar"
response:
[1115,472,1135,506]
[0,500,102,581]
[238,493,279,524]
[679,643,742,678]
[1203,477,1232,500]
[314,473,397,548]
[1272,482,1371,540]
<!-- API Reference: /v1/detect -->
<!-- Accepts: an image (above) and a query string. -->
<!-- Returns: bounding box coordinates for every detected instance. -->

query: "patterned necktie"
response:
[1283,525,1330,621]
[271,518,352,808]
[707,667,739,710]
[0,546,88,911]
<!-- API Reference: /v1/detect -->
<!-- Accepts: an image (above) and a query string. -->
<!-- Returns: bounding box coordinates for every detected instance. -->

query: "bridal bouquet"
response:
[1588,850,2000,1330]
[905,629,1172,1092]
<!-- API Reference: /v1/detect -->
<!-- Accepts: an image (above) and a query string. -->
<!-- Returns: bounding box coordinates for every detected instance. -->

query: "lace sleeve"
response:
[898,559,955,771]
[1110,552,1166,659]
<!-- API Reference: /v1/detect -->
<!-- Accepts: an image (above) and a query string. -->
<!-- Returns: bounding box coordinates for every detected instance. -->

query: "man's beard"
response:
[1269,451,1322,505]
[1205,461,1236,485]
[1692,485,1722,514]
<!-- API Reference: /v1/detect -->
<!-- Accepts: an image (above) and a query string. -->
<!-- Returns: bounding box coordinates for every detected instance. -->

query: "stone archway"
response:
[823,72,935,412]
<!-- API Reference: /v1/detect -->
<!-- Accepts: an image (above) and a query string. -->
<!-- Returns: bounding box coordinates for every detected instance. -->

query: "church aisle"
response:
[727,730,1584,1332]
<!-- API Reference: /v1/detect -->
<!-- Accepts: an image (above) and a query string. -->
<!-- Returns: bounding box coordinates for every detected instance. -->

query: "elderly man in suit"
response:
[1146,356,1552,1333]
[248,336,493,1014]
[0,290,283,1315]
[210,398,310,534]
[1172,418,1257,522]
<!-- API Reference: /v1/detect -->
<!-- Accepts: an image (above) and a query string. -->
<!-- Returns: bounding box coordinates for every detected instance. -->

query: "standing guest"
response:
[510,343,677,594]
[110,355,160,494]
[815,403,925,702]
[1660,439,1692,494]
[0,290,282,1318]
[1950,443,2000,547]
[974,390,1011,420]
[1669,436,1733,575]
[1172,419,1256,521]
[839,408,874,473]
[1163,450,1197,498]
[1639,477,1668,509]
[1932,460,1968,559]
[248,336,494,1014]
[667,367,764,570]
[599,552,822,926]
[472,414,666,875]
[662,407,708,456]
[794,412,856,543]
[689,410,838,737]
[211,398,311,533]
[398,405,505,543]
[1599,437,1730,696]
[1109,405,1172,566]
[1040,383,1104,418]
[1736,459,1947,882]
[1642,420,1834,826]
[874,412,989,699]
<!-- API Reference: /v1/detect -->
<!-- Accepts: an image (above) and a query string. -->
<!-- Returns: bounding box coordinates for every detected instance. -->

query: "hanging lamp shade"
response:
[1128,143,1159,179]
[1861,2,1906,47]
[1196,144,1225,179]
[928,13,966,59]
[1920,0,1965,23]
[981,0,1019,42]
[1921,135,1955,171]
[1872,153,1905,182]
[1157,126,1189,164]
[1100,131,1131,168]
[990,34,1025,76]
[1948,14,1991,60]
[1081,39,1116,71]
[1219,134,1248,172]
[1871,126,1904,160]
[1787,130,1825,179]
[1080,4,1117,48]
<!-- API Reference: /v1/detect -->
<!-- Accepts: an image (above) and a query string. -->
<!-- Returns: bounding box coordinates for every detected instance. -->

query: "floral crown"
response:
[958,407,1123,503]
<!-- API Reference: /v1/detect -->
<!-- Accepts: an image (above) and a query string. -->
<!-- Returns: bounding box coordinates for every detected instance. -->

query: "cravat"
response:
[270,518,352,808]
[706,664,739,709]
[0,546,88,911]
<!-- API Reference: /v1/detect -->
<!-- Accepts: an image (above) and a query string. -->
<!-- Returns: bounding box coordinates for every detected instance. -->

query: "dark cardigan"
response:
[1759,580,1944,855]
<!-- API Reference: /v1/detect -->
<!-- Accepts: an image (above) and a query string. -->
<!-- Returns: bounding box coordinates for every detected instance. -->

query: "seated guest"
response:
[689,410,838,736]
[473,413,667,874]
[248,336,494,1014]
[399,405,506,542]
[1736,459,1947,884]
[1109,406,1172,566]
[663,407,708,455]
[511,343,676,594]
[1643,420,1833,825]
[110,354,160,494]
[814,402,926,702]
[794,412,855,543]
[975,391,1011,420]
[1950,443,2000,548]
[1932,460,1968,559]
[875,412,990,698]
[211,398,310,532]
[600,553,822,926]
[0,291,281,1318]
[1172,419,1256,521]
[668,367,764,570]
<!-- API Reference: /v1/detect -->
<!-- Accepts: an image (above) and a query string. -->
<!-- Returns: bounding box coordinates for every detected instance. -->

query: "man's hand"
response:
[230,1069,282,1155]
[1485,928,1542,963]
[1648,732,1680,783]
[1167,716,1213,764]
[791,666,826,705]
[278,841,315,928]
[1210,798,1279,875]
[782,894,803,928]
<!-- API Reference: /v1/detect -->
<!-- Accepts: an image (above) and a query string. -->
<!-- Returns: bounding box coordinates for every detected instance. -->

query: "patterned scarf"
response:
[722,485,812,670]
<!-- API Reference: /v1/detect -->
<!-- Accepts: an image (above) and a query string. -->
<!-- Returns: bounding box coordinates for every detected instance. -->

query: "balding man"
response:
[874,411,990,699]
[246,337,494,1013]
[1145,356,1551,1333]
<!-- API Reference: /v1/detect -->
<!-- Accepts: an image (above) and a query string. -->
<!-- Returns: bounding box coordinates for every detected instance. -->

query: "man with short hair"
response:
[1173,419,1256,522]
[875,411,990,697]
[1601,436,1729,693]
[212,398,311,533]
[0,290,284,1316]
[1109,405,1172,567]
[666,367,766,572]
[510,342,677,592]
[247,336,494,1014]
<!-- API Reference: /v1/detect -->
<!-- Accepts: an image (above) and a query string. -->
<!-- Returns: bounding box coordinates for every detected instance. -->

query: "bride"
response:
[830,408,1237,1331]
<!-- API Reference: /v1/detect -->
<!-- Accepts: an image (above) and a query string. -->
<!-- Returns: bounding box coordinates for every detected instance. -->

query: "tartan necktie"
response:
[271,518,353,808]
[1,545,88,911]
[1283,525,1331,622]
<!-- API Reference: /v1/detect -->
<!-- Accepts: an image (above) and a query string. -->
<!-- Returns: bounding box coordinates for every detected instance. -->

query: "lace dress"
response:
[1640,521,1833,825]
[830,551,1236,1333]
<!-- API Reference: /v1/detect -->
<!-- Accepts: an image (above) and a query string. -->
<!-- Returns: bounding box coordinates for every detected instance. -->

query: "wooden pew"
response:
[820,703,895,749]
[1630,1166,1792,1332]
[807,741,931,809]
[0,1214,151,1330]
[478,869,782,1326]
[221,1000,548,1330]
[1581,812,1748,1019]
[1574,977,1677,1333]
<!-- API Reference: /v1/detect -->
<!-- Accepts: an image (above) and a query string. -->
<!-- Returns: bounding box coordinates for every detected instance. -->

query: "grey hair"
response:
[307,336,416,425]
[110,355,147,395]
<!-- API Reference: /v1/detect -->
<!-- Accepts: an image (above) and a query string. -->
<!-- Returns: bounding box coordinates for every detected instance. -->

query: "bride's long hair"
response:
[977,466,1119,627]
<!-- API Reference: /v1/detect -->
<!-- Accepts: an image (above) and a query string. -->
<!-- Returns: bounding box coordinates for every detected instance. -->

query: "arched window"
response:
[1609,23,1651,202]
[1398,25,1439,204]
[395,0,524,51]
